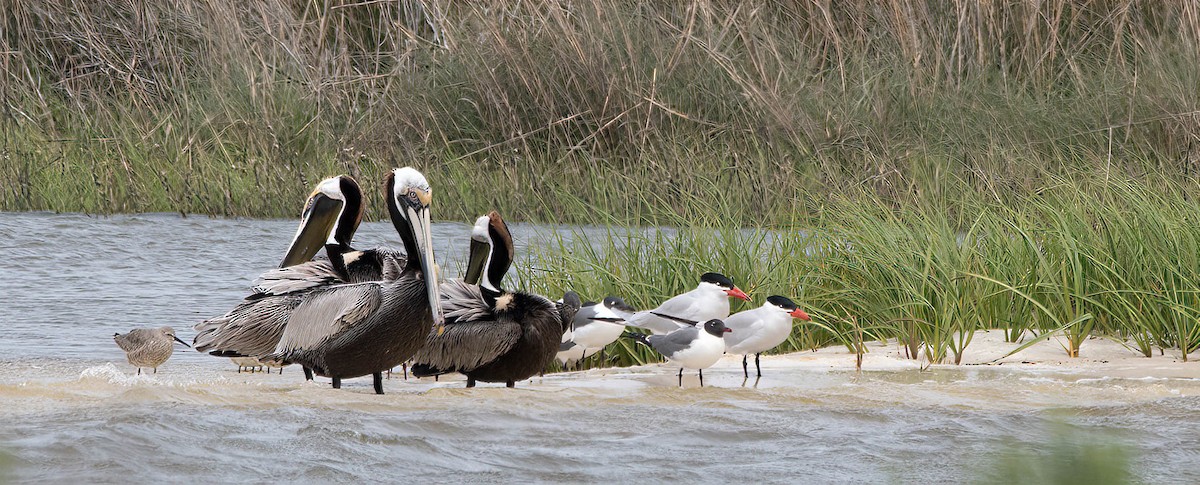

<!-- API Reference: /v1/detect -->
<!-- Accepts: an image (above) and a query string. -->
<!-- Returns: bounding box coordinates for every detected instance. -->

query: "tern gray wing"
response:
[646,326,700,357]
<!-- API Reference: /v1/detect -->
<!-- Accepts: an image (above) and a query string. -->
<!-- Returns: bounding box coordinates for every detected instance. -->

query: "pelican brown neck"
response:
[481,210,514,293]
[463,215,492,285]
[280,177,347,268]
[330,175,364,251]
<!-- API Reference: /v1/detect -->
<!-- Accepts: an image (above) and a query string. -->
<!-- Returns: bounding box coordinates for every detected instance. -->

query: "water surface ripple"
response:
[1,212,1198,483]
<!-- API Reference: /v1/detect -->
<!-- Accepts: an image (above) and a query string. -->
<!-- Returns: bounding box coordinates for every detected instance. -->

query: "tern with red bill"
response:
[624,272,750,335]
[624,319,732,387]
[722,295,811,378]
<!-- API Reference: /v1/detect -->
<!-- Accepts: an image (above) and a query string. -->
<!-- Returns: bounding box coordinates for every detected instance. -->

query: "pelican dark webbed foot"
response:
[373,372,384,395]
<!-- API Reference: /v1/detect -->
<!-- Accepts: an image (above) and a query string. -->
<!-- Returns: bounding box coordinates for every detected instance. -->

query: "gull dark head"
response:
[602,296,637,313]
[700,272,750,301]
[702,319,732,337]
[767,295,811,321]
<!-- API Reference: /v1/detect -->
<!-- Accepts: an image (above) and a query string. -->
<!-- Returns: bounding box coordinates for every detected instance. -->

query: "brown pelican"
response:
[259,167,443,394]
[194,175,405,382]
[410,211,580,388]
[113,326,191,375]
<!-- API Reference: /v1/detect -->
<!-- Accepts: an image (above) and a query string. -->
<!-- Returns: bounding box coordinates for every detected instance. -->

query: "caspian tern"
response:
[722,295,811,378]
[624,272,749,335]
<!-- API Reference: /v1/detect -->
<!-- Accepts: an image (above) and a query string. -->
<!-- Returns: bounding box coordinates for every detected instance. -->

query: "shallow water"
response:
[2,211,1199,483]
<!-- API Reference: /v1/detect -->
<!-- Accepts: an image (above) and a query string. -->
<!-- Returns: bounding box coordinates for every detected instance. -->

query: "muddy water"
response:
[1,212,1198,483]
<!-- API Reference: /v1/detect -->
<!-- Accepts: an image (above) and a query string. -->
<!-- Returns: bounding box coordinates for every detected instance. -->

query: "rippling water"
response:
[2,212,1199,483]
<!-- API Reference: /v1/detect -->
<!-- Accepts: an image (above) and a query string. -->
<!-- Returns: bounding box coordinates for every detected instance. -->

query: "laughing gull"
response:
[624,318,731,387]
[624,272,750,335]
[555,296,635,369]
[723,295,811,377]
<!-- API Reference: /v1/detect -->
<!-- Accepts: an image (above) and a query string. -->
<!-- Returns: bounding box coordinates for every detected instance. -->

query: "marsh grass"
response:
[3,1,1199,225]
[5,1,1200,368]
[519,174,1200,368]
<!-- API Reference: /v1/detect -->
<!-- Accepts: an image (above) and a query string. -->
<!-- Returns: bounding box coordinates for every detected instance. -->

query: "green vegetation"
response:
[2,1,1197,224]
[523,175,1200,367]
[4,1,1200,366]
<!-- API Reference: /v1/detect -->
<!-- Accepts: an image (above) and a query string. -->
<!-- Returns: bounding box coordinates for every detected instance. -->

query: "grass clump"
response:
[520,174,1200,368]
[2,1,1198,225]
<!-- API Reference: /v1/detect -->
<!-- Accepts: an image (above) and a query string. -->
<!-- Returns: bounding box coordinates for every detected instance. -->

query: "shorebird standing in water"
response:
[113,326,191,375]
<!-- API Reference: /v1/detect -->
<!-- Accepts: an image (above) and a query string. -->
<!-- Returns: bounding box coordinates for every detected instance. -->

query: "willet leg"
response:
[386,368,391,380]
[331,377,341,389]
[506,380,515,388]
[755,353,762,377]
[677,368,683,387]
[154,367,158,374]
[237,366,242,373]
[373,372,384,395]
[466,376,476,388]
[742,355,749,378]
[698,369,704,387]
[137,368,142,376]
[303,367,314,381]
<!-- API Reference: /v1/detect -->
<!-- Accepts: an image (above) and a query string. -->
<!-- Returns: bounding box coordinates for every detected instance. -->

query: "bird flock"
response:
[112,167,810,390]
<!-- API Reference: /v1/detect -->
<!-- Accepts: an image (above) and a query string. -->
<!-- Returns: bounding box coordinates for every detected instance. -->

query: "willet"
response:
[113,326,190,375]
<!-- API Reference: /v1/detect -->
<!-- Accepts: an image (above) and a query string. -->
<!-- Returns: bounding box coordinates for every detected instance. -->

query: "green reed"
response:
[517,174,1200,369]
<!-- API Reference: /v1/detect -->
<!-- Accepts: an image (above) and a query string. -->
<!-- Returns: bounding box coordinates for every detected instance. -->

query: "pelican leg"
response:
[506,380,515,388]
[466,376,476,388]
[403,363,408,381]
[373,372,384,395]
[331,377,341,389]
[677,368,683,387]
[698,369,704,387]
[303,367,314,381]
[742,355,749,378]
[755,353,762,377]
[385,368,391,380]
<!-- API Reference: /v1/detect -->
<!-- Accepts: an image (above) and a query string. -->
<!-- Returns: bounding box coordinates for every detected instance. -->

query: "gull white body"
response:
[555,301,627,366]
[657,327,727,370]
